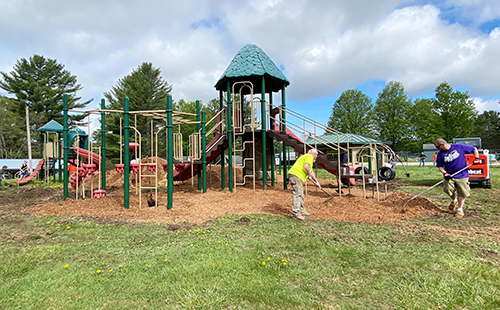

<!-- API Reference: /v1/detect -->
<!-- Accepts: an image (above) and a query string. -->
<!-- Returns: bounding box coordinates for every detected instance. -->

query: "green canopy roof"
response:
[37,120,86,135]
[37,120,87,146]
[37,120,65,133]
[214,44,289,94]
[306,133,391,146]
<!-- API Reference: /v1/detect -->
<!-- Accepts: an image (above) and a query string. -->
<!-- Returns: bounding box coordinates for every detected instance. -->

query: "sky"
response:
[1,0,500,135]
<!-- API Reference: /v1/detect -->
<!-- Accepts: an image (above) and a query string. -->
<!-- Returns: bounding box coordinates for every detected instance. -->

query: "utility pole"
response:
[25,105,33,172]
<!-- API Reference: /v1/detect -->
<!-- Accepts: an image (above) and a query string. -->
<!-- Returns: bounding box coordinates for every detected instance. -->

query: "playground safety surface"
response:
[1,163,446,225]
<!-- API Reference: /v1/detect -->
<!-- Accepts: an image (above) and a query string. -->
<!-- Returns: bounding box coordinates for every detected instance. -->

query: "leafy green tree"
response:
[373,81,412,150]
[473,110,500,149]
[0,54,90,129]
[407,98,444,151]
[432,82,477,141]
[0,96,26,158]
[104,62,172,162]
[327,89,374,135]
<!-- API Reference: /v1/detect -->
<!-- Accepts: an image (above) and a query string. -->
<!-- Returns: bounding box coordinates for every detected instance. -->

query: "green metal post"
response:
[58,133,62,182]
[123,97,130,209]
[227,82,233,192]
[196,100,201,191]
[269,93,275,186]
[261,76,267,190]
[166,95,174,209]
[219,90,225,189]
[201,111,207,193]
[281,87,287,189]
[368,147,372,173]
[100,99,106,192]
[63,94,69,199]
[278,142,282,175]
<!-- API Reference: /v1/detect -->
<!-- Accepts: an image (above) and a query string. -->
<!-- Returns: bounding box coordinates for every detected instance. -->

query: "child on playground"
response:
[19,161,28,181]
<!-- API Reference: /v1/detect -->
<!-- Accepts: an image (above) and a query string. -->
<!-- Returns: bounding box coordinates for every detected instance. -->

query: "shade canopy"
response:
[37,120,87,144]
[214,44,289,95]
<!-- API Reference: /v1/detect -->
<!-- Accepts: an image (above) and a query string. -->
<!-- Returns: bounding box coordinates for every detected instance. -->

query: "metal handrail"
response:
[270,105,349,154]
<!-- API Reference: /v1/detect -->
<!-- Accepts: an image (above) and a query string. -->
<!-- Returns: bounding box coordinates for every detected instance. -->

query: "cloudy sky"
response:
[1,0,500,130]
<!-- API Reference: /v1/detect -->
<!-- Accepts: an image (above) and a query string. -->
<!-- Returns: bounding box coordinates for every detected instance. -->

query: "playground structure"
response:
[54,44,398,209]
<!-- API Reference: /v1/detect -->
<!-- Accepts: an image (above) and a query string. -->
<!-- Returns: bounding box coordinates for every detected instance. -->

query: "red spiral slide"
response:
[16,159,45,185]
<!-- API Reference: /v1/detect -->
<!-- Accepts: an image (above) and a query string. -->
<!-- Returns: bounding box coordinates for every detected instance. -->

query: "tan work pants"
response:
[289,174,306,216]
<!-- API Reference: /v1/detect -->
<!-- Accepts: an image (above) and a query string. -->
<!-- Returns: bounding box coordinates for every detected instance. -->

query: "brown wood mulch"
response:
[23,159,443,224]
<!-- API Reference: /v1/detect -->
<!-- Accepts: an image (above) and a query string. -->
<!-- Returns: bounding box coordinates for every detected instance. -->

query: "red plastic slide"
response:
[71,146,101,166]
[16,159,45,185]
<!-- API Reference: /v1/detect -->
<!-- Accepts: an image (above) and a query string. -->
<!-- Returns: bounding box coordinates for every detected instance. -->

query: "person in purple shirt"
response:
[434,138,479,218]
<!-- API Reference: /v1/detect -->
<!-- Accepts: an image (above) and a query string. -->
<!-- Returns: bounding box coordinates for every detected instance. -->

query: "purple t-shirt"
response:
[436,144,476,178]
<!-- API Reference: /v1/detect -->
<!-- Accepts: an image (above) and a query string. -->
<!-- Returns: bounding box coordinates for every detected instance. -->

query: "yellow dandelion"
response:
[335,248,338,251]
[119,264,123,268]
[56,226,59,229]
[47,221,50,224]
[64,264,68,268]
[190,244,193,246]
[262,261,266,265]
[203,231,206,234]
[235,228,238,231]
[109,269,113,272]
[164,259,167,262]
[283,262,287,265]
[267,257,270,260]
[197,228,200,232]
[218,240,221,243]
[66,226,70,229]
[96,270,101,273]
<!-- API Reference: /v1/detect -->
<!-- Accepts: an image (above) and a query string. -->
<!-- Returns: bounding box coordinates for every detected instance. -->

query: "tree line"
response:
[1,55,499,160]
[328,81,500,152]
[0,55,221,161]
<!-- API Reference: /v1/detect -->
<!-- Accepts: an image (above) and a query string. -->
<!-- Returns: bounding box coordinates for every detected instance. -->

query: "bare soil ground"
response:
[1,160,444,225]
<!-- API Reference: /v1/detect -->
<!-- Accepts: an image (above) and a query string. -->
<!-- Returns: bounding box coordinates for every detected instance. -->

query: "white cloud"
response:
[473,97,500,113]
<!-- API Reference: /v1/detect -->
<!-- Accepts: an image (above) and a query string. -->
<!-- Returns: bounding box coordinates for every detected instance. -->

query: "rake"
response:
[405,163,473,205]
[308,177,337,202]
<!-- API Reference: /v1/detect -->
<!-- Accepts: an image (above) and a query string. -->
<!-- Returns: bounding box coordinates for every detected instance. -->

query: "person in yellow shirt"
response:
[287,148,321,221]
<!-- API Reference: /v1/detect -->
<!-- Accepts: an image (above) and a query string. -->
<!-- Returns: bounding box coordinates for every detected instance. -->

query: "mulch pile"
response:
[24,160,444,224]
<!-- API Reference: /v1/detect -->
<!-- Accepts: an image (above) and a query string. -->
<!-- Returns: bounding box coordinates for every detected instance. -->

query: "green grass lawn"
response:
[1,167,500,309]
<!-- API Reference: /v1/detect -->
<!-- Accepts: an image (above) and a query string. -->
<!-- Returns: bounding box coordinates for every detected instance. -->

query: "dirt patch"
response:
[10,164,446,225]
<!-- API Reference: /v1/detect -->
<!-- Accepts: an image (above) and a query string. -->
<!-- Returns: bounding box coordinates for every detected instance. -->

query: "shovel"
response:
[398,157,410,178]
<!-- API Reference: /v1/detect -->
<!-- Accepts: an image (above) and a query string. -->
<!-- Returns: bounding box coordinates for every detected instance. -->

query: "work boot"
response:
[292,214,307,221]
[448,199,458,211]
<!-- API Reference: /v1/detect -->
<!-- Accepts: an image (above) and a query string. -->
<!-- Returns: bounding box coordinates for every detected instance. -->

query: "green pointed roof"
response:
[37,120,64,132]
[215,44,290,94]
[37,120,87,140]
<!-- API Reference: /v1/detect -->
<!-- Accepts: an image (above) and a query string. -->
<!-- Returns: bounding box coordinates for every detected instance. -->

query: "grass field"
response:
[1,166,499,309]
